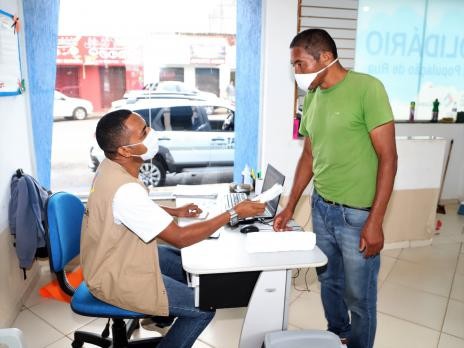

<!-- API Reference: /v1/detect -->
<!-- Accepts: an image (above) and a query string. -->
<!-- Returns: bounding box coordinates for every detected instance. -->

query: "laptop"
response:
[222,164,285,220]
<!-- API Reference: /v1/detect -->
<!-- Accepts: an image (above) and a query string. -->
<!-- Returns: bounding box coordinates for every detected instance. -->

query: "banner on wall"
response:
[355,0,464,120]
[0,9,22,96]
[57,36,129,66]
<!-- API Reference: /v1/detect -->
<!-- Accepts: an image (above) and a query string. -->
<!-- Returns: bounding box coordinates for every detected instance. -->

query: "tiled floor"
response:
[12,205,464,348]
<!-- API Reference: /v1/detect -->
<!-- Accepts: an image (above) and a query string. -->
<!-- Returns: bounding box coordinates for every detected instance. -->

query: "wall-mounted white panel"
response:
[394,137,447,191]
[396,123,464,200]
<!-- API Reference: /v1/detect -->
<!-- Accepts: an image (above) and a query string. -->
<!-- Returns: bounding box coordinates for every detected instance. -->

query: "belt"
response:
[320,196,371,212]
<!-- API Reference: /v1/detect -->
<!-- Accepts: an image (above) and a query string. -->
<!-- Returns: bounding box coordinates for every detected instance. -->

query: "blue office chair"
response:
[45,192,167,347]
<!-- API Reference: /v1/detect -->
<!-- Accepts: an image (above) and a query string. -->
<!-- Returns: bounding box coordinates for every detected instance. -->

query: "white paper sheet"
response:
[173,185,218,198]
[251,184,283,203]
[148,191,175,200]
[246,231,316,253]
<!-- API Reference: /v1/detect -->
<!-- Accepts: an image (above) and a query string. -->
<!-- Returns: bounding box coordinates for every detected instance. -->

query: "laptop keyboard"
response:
[222,192,248,210]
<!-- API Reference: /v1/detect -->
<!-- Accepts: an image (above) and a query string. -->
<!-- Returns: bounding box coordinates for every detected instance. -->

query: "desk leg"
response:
[239,270,288,348]
[282,270,292,330]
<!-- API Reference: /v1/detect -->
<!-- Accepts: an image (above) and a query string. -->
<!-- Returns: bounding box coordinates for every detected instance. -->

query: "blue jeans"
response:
[311,191,380,348]
[157,245,215,348]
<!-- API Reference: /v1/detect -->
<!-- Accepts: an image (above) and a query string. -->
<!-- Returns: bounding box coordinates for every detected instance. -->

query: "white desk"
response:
[177,187,327,348]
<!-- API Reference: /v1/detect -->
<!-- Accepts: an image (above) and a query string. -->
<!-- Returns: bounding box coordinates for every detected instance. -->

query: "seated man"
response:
[81,109,265,348]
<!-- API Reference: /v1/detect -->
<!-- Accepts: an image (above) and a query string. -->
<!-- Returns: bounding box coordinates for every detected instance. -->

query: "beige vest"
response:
[80,159,169,316]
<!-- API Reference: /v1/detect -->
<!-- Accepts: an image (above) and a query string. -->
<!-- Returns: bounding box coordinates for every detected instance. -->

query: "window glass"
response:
[209,107,234,131]
[135,108,163,130]
[196,68,220,96]
[170,106,195,130]
[51,0,236,192]
[355,0,464,120]
[160,67,184,82]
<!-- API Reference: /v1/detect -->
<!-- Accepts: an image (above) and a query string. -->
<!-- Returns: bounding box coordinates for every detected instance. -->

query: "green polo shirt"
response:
[299,70,393,208]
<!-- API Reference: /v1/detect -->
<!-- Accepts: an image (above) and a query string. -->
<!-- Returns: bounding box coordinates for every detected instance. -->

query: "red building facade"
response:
[56,36,143,111]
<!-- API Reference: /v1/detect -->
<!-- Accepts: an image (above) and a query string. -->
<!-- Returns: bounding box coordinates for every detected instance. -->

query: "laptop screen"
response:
[261,164,285,217]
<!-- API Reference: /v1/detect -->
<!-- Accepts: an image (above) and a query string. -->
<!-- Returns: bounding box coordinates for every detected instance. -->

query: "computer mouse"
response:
[240,224,259,233]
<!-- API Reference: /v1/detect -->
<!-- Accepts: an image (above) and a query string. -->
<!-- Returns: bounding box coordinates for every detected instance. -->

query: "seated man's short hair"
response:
[96,109,133,158]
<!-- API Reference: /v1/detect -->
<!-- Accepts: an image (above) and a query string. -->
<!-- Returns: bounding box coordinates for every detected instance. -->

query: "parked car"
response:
[135,81,217,99]
[53,91,93,121]
[89,144,176,187]
[89,99,235,187]
[112,81,218,109]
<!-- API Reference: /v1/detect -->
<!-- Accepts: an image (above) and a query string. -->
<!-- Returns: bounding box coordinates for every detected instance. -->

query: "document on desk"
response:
[246,231,316,253]
[148,190,175,200]
[173,185,218,198]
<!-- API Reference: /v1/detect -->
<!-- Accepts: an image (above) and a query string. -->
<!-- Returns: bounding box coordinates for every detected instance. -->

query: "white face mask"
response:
[294,58,339,91]
[124,128,159,161]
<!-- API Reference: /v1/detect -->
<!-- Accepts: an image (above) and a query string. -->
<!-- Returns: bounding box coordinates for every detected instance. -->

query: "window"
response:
[355,0,464,120]
[195,67,220,97]
[160,67,184,82]
[52,0,237,192]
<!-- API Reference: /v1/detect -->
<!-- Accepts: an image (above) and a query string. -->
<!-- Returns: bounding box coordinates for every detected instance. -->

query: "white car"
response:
[90,98,235,187]
[53,91,93,120]
[142,81,218,99]
[112,81,219,109]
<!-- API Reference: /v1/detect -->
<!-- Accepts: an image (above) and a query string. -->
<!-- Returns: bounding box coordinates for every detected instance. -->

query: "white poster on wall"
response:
[0,9,22,96]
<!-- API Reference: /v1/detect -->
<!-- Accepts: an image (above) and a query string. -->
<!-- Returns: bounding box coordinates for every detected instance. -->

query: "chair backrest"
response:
[45,192,84,273]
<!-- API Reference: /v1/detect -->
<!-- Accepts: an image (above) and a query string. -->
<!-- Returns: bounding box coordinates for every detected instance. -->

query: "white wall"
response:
[395,124,464,201]
[259,0,305,194]
[0,0,39,327]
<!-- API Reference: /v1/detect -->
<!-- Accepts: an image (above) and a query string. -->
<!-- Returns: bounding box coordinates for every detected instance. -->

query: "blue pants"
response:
[157,245,215,348]
[312,191,380,348]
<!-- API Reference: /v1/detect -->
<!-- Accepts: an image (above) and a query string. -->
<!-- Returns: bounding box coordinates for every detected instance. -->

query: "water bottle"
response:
[409,101,415,122]
[431,99,439,123]
[241,164,253,185]
[451,103,458,120]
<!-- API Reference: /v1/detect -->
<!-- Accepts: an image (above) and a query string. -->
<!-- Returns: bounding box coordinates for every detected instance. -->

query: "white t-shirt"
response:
[113,183,173,243]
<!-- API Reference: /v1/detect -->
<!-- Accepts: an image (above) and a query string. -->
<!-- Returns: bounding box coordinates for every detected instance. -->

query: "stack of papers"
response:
[246,231,316,253]
[173,185,218,198]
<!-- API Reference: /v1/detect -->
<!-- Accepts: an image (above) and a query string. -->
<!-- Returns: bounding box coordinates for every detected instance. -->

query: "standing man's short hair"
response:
[290,29,338,60]
[96,109,133,158]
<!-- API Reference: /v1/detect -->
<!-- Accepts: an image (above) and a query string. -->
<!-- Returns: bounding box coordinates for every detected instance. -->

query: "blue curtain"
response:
[235,0,262,182]
[22,0,59,188]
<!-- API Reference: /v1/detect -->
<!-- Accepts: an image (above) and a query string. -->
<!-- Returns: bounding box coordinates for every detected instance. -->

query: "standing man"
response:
[274,29,397,348]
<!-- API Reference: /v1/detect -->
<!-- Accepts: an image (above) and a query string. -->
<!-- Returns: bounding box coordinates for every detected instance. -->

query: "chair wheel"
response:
[71,340,84,348]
